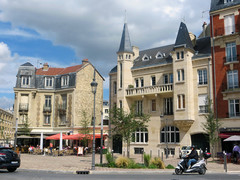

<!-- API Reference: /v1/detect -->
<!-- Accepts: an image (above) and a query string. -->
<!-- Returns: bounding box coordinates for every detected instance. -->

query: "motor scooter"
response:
[175,152,211,175]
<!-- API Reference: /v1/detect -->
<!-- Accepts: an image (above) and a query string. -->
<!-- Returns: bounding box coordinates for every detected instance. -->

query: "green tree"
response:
[110,106,150,158]
[202,99,221,159]
[79,110,91,147]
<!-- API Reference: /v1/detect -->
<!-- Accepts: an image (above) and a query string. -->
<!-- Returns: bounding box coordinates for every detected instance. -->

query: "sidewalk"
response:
[18,153,240,174]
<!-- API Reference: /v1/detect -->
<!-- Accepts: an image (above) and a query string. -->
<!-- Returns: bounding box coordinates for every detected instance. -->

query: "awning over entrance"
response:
[219,132,240,139]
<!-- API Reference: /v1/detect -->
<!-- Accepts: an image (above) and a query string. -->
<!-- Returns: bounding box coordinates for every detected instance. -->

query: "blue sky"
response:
[0,0,210,110]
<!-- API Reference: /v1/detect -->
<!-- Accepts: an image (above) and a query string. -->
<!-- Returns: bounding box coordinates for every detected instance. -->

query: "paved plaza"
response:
[18,153,240,174]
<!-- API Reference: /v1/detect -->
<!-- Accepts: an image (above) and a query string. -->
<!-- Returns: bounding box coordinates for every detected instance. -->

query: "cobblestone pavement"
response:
[18,153,240,174]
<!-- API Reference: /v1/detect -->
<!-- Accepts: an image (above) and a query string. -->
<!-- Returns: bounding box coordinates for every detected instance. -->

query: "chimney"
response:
[82,59,89,65]
[42,63,49,71]
[202,22,207,37]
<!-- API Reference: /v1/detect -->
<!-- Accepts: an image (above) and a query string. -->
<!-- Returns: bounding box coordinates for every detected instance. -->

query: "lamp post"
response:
[14,118,18,151]
[160,115,168,159]
[90,69,98,170]
[100,111,103,165]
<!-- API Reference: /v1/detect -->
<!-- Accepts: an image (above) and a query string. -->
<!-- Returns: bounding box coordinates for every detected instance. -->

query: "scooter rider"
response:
[186,145,199,169]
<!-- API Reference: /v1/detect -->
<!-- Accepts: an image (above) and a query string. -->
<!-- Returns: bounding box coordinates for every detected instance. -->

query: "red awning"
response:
[219,132,240,139]
[45,133,66,140]
[63,133,108,140]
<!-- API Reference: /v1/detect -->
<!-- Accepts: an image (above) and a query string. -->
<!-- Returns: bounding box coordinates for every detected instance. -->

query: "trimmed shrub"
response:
[150,157,165,169]
[115,157,130,168]
[165,164,175,169]
[144,153,151,167]
[105,151,114,165]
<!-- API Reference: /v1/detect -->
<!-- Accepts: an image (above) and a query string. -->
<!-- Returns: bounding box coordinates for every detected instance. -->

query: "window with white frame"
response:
[151,99,156,112]
[142,54,149,61]
[135,78,139,88]
[140,78,144,87]
[224,14,235,35]
[61,75,69,87]
[198,69,208,85]
[161,126,179,143]
[45,77,54,88]
[21,76,30,86]
[156,52,163,59]
[151,76,156,86]
[229,99,240,117]
[132,128,148,143]
[226,42,237,62]
[163,73,173,84]
[177,94,185,109]
[176,51,184,60]
[198,94,208,113]
[44,115,51,125]
[177,69,184,82]
[227,70,239,89]
[45,95,51,107]
[60,114,67,125]
[164,98,173,115]
[135,100,143,116]
[181,51,184,59]
[120,63,122,88]
[19,114,28,124]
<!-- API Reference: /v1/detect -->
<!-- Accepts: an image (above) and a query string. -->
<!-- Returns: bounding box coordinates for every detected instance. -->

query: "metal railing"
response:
[43,105,52,112]
[214,25,240,36]
[126,84,173,96]
[19,103,29,111]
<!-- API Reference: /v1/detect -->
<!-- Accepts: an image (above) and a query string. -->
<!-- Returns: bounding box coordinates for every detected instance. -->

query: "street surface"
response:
[0,170,240,180]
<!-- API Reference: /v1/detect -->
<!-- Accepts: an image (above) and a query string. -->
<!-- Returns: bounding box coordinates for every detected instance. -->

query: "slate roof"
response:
[21,62,34,66]
[193,37,211,59]
[174,22,194,51]
[36,64,83,76]
[132,44,174,70]
[117,23,133,53]
[109,65,117,74]
[210,0,240,12]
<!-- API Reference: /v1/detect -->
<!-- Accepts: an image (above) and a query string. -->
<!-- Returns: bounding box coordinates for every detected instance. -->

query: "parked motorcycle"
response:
[175,152,211,175]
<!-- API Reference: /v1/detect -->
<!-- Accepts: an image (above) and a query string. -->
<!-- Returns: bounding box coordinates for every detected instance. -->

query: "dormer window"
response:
[61,75,69,87]
[45,77,54,88]
[142,54,149,61]
[156,52,163,59]
[224,0,233,4]
[21,76,30,87]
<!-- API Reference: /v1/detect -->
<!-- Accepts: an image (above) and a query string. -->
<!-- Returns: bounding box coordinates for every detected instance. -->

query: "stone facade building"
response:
[13,59,105,145]
[210,0,240,152]
[109,21,212,157]
[0,108,14,145]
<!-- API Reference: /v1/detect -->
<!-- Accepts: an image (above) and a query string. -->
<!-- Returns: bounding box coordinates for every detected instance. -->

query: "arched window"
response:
[132,128,148,143]
[161,126,179,143]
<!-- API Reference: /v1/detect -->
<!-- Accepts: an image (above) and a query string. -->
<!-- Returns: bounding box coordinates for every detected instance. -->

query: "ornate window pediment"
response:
[142,54,149,61]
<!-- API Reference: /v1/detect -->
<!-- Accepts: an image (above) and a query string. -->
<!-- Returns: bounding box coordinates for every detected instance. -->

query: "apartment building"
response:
[210,0,240,152]
[109,21,212,157]
[0,108,14,145]
[14,59,105,144]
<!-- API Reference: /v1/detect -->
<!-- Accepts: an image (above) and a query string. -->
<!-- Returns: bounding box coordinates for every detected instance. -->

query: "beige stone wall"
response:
[0,108,14,142]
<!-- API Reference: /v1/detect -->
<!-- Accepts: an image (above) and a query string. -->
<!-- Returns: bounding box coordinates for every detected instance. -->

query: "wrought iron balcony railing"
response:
[19,103,29,111]
[43,105,52,112]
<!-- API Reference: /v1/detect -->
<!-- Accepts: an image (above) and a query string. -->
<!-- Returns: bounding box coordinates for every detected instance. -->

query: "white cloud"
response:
[0,96,14,110]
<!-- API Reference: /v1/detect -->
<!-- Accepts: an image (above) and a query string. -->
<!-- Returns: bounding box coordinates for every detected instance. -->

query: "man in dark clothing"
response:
[187,145,199,168]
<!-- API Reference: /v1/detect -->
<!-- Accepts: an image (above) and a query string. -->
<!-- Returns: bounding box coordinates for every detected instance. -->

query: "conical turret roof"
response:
[117,23,133,54]
[174,22,194,51]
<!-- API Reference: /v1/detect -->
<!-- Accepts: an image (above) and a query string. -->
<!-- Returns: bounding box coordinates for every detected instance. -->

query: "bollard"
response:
[223,152,227,172]
[158,149,160,158]
[123,151,125,157]
[111,150,114,162]
[161,152,163,161]
[150,150,152,158]
[142,149,144,163]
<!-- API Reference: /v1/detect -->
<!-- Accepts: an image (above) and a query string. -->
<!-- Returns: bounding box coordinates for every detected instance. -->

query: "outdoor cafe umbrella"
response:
[45,133,66,140]
[223,135,240,142]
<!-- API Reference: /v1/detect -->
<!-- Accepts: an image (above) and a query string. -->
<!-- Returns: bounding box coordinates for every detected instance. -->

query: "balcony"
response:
[19,103,29,111]
[58,104,67,114]
[43,105,52,112]
[126,84,173,97]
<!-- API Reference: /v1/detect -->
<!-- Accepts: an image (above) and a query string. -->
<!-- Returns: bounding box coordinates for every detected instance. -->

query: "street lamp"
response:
[100,111,103,165]
[14,118,18,151]
[90,69,98,170]
[160,115,168,159]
